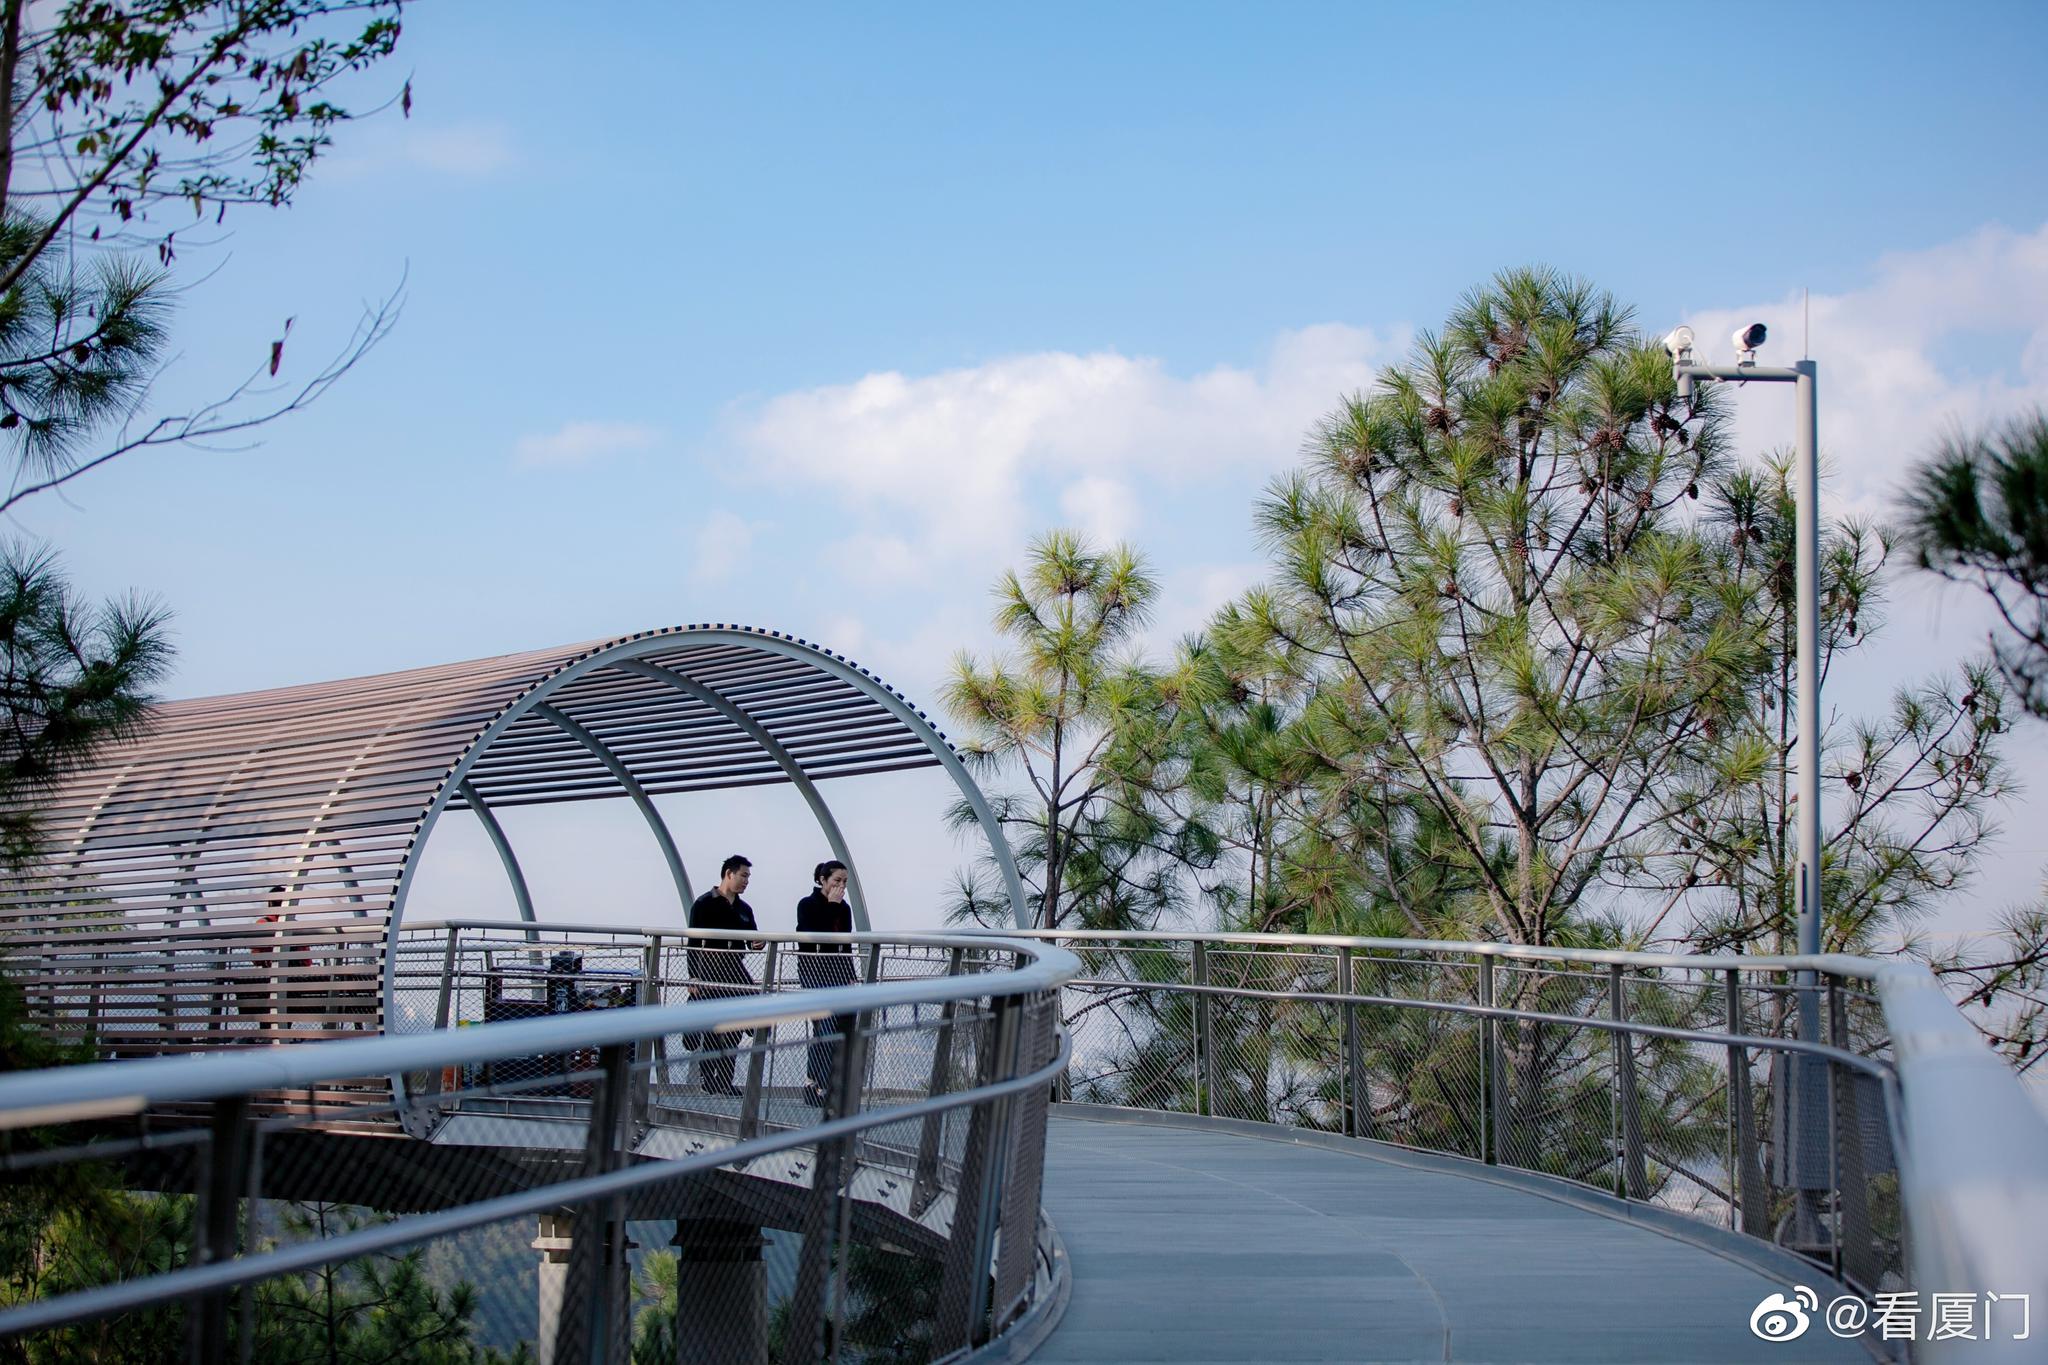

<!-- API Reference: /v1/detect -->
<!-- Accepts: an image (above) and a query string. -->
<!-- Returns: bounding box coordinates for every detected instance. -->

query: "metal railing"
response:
[0,924,1078,1365]
[1013,929,2048,1362]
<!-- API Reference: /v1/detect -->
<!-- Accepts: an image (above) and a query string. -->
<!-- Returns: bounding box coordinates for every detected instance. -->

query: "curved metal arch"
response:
[456,779,535,924]
[682,633,1029,930]
[377,629,1030,1080]
[613,657,870,931]
[529,702,695,913]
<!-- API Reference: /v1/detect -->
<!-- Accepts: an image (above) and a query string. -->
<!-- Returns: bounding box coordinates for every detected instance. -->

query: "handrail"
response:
[0,926,1081,1361]
[0,932,1077,1129]
[985,924,1899,982]
[1060,973,1893,1076]
[0,1031,1075,1339]
[1027,925,2048,1364]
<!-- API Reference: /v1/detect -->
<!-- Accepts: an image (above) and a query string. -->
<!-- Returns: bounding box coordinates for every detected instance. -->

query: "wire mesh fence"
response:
[1045,933,1906,1301]
[0,927,1075,1364]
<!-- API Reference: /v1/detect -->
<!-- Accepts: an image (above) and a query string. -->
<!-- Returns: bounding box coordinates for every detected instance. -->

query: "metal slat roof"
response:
[0,624,1021,1073]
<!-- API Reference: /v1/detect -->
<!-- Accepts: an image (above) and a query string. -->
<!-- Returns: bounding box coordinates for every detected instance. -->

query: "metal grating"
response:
[0,625,954,1066]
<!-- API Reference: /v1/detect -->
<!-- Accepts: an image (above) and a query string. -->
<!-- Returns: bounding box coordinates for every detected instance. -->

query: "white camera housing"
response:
[1663,326,1695,360]
[1732,322,1767,359]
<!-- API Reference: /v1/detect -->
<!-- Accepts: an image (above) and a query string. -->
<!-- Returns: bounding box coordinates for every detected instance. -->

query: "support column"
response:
[532,1213,574,1365]
[533,1211,638,1365]
[672,1219,769,1365]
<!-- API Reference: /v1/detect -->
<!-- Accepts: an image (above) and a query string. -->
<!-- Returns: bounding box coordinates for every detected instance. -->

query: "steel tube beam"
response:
[457,779,536,925]
[531,703,695,913]
[665,638,1032,929]
[614,659,870,930]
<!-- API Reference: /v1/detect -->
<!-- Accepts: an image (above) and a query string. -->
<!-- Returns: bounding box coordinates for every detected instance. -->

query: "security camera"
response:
[1732,322,1767,362]
[1662,326,1695,360]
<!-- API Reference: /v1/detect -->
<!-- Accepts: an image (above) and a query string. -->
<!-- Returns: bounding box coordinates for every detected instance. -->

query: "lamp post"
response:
[1668,325,1828,1244]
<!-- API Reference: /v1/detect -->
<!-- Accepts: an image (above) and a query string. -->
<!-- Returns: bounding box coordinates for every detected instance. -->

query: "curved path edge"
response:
[1052,1103,1852,1301]
[967,1212,1073,1364]
[1035,1108,1876,1364]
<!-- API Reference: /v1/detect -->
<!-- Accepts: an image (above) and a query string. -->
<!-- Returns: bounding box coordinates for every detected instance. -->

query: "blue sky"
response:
[12,1,2048,931]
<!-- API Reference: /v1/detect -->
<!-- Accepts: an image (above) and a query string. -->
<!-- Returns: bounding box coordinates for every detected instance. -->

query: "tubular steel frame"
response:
[0,929,1079,1364]
[1015,927,2048,1365]
[0,626,1032,1089]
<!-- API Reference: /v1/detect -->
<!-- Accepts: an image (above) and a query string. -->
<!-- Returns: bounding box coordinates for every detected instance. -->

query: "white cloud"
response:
[823,533,925,589]
[1059,476,1138,545]
[324,119,519,182]
[403,121,517,176]
[515,419,660,468]
[1687,221,2048,929]
[1148,560,1266,652]
[726,322,1407,577]
[689,509,761,584]
[1684,221,2048,516]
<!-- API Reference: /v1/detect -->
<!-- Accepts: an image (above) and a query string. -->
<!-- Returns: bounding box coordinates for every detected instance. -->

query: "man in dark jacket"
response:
[687,854,757,1095]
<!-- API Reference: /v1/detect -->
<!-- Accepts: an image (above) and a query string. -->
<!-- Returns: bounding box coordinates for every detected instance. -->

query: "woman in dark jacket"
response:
[795,860,858,1107]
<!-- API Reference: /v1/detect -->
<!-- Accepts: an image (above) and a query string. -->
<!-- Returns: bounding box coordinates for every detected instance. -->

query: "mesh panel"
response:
[0,928,1069,1364]
[1047,936,1907,1300]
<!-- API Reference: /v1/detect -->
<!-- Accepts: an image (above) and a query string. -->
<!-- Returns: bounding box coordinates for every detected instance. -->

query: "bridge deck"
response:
[1035,1113,1862,1364]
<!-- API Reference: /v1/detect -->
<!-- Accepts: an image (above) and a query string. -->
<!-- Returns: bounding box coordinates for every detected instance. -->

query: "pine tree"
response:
[944,531,1198,931]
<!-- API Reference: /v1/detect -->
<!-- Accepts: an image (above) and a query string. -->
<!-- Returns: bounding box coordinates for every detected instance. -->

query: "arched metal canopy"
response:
[0,625,1027,1057]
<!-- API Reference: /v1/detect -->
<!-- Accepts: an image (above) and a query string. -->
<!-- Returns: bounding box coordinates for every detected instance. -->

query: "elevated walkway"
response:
[1036,1113,1864,1364]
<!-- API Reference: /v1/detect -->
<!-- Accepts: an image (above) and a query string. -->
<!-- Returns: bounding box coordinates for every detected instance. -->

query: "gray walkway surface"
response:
[1034,1114,1866,1364]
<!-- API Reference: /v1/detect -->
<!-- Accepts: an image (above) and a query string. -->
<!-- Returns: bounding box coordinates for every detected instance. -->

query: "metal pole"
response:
[1794,359,1822,964]
[1192,942,1213,1117]
[1478,955,1496,1165]
[1724,970,1765,1237]
[1679,353,1828,1237]
[1608,966,1646,1200]
[565,1044,632,1365]
[1339,947,1357,1139]
[190,1096,249,1365]
[1791,360,1830,1248]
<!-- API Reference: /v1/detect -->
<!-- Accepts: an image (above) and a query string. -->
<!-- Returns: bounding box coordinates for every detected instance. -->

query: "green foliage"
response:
[0,1185,192,1363]
[0,214,170,480]
[5,2,408,251]
[628,1247,678,1362]
[944,530,1202,930]
[1930,888,2048,1073]
[1903,409,2048,718]
[1619,456,2012,959]
[242,1202,529,1364]
[0,0,412,516]
[0,544,171,869]
[1210,267,1762,946]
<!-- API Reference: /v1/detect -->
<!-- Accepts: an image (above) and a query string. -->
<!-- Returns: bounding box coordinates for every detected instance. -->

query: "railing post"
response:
[1608,965,1646,1200]
[936,995,1023,1355]
[739,1024,769,1140]
[639,937,661,1006]
[790,1007,873,1362]
[188,1095,249,1365]
[761,940,780,996]
[234,1126,267,1365]
[1827,980,1875,1289]
[913,947,967,1214]
[562,1043,632,1365]
[1478,953,1496,1165]
[1340,947,1359,1139]
[432,924,460,1028]
[1724,970,1766,1236]
[1192,941,1213,1116]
